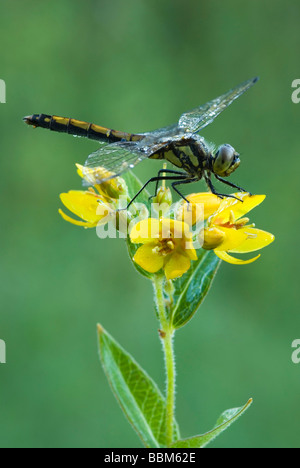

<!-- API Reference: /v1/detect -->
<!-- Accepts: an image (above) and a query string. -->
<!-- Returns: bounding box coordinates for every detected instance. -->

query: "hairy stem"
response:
[153,274,176,447]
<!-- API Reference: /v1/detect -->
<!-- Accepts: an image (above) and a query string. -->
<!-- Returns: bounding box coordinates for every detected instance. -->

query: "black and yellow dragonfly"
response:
[24,77,258,205]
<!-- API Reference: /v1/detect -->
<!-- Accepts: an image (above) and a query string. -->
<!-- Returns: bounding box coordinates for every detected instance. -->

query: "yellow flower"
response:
[76,164,128,200]
[200,193,275,265]
[59,188,113,228]
[58,164,128,228]
[176,192,222,226]
[130,218,197,280]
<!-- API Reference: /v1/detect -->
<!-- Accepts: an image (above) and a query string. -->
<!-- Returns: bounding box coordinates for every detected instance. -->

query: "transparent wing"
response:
[81,140,150,185]
[178,77,259,134]
[138,123,183,144]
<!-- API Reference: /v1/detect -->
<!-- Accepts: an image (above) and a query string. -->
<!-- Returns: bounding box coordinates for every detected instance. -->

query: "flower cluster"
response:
[59,165,274,279]
[59,164,128,228]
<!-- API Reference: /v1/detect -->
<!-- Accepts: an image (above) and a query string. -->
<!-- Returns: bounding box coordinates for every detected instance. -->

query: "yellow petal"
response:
[211,193,266,225]
[164,252,191,280]
[130,218,192,244]
[133,243,164,273]
[58,209,94,227]
[162,218,192,240]
[76,163,84,178]
[76,164,110,201]
[230,228,275,253]
[215,250,261,265]
[60,191,103,224]
[186,193,222,220]
[176,202,203,227]
[183,244,198,261]
[77,164,114,185]
[176,192,222,226]
[214,227,248,252]
[130,219,161,244]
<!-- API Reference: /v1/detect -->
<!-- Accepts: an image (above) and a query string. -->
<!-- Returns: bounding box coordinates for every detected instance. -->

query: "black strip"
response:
[67,121,88,137]
[24,114,114,142]
[87,126,117,143]
[23,114,52,129]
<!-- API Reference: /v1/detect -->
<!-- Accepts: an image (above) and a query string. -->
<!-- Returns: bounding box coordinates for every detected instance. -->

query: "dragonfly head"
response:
[212,144,240,177]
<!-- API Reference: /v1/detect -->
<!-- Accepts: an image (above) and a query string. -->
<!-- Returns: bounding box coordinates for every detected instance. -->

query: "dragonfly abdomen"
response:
[23,114,143,143]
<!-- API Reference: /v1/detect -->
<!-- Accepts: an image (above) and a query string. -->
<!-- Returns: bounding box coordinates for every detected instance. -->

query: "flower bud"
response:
[200,227,226,250]
[114,209,131,234]
[152,186,173,207]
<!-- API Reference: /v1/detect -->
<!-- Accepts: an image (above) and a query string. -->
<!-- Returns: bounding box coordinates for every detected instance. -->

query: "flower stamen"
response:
[245,231,258,239]
[235,217,250,227]
[229,210,236,225]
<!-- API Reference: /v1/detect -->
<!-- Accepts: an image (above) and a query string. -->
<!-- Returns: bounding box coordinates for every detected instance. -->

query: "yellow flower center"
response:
[153,239,176,257]
[217,211,255,232]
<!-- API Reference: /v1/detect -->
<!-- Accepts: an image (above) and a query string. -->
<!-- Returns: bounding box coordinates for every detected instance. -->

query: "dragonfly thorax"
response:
[153,135,211,178]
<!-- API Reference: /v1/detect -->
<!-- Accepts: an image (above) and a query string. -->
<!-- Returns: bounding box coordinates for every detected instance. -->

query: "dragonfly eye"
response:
[213,144,240,177]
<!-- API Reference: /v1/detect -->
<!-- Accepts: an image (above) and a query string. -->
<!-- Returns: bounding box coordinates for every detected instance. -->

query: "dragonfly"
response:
[24,77,258,206]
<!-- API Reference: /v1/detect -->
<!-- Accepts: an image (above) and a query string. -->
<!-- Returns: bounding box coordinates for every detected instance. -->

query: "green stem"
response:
[153,274,176,447]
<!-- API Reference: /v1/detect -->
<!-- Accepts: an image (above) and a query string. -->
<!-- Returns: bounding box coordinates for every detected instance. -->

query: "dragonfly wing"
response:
[82,140,150,185]
[178,77,259,134]
[141,123,183,142]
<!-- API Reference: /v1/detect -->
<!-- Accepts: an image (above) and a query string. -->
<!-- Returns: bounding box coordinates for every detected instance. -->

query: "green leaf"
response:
[170,398,253,448]
[170,249,221,329]
[97,324,180,448]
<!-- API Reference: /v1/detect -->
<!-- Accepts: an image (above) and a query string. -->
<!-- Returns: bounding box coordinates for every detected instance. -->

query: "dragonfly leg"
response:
[214,175,251,195]
[150,169,189,200]
[120,175,190,211]
[205,175,242,201]
[171,178,198,204]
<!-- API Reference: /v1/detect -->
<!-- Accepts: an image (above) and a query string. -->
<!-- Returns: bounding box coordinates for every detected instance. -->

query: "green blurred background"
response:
[0,0,299,448]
